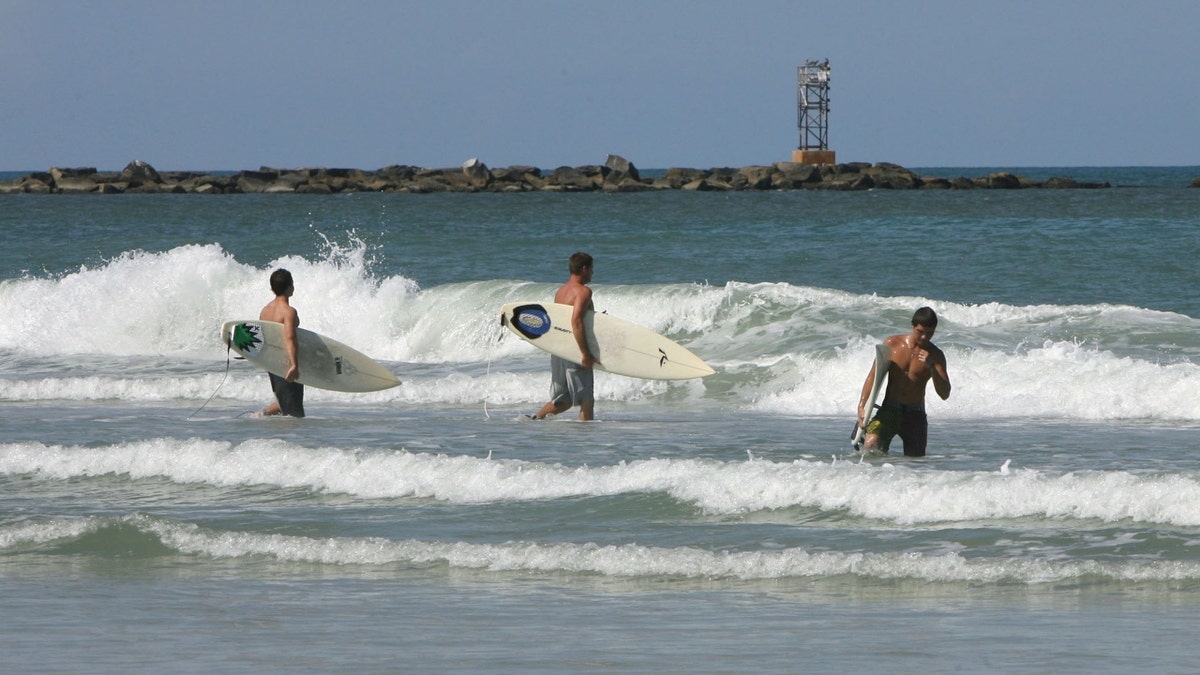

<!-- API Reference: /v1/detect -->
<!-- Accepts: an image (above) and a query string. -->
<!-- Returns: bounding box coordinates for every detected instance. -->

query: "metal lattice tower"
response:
[797,59,830,151]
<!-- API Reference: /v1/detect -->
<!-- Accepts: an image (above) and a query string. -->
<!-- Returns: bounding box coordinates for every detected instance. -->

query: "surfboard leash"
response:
[483,315,509,420]
[186,344,234,420]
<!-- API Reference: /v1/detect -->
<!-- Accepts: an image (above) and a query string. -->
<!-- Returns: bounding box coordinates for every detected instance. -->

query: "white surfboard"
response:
[851,343,890,450]
[221,320,400,393]
[500,302,715,380]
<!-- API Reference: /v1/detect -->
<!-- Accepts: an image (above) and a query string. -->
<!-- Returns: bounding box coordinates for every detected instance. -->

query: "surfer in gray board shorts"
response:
[530,252,600,421]
[857,307,951,456]
[256,268,305,418]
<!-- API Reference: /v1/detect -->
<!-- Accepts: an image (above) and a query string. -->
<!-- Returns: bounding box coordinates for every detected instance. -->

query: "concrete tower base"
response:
[792,149,836,165]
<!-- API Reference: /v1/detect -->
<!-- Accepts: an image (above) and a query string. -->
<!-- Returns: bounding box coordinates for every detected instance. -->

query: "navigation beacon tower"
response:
[793,59,835,164]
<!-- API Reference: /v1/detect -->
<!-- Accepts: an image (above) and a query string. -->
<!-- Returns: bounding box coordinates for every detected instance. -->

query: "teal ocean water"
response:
[3,167,1200,672]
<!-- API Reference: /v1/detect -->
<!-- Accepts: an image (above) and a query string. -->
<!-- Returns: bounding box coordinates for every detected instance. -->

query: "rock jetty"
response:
[0,156,1120,195]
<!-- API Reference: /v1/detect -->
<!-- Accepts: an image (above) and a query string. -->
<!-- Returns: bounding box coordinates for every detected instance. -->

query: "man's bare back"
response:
[259,296,298,325]
[553,277,593,309]
[259,295,299,382]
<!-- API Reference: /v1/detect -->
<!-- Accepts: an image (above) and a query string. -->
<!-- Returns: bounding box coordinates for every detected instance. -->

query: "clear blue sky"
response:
[2,0,1197,171]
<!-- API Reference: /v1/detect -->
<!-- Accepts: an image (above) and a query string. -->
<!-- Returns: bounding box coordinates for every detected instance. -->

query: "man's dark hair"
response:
[270,268,294,296]
[568,252,593,275]
[912,306,938,328]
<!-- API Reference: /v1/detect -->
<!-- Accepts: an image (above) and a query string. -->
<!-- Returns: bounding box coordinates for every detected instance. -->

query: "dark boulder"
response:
[120,160,162,187]
[462,158,492,189]
[235,170,278,193]
[984,172,1022,189]
[772,162,820,189]
[50,167,99,193]
[604,154,640,182]
[547,165,602,191]
[737,165,775,190]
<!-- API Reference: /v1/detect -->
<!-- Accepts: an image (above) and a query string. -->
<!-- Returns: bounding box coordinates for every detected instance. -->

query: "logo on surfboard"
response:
[231,322,264,356]
[511,305,552,340]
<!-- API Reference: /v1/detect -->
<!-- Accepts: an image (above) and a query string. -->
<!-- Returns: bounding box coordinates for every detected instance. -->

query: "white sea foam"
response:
[5,439,1200,527]
[0,516,101,548]
[153,522,1197,583]
[6,513,1197,584]
[4,243,1200,421]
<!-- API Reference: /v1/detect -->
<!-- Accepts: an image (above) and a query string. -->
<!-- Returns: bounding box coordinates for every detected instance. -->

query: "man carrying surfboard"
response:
[530,252,600,421]
[256,268,305,417]
[856,307,951,456]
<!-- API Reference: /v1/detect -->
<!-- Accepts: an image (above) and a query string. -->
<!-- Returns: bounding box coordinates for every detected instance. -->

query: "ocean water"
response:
[3,167,1200,672]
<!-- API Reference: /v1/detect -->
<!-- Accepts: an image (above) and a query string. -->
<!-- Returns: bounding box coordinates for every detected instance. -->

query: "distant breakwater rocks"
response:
[8,156,1183,195]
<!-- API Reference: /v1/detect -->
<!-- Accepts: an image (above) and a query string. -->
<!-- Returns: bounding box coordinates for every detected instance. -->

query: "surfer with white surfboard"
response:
[256,268,305,418]
[499,254,714,419]
[222,270,400,413]
[528,251,600,421]
[855,307,951,456]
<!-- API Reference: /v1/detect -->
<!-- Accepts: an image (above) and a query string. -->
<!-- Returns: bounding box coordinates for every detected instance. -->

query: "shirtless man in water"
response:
[530,252,600,421]
[258,268,304,417]
[857,307,951,456]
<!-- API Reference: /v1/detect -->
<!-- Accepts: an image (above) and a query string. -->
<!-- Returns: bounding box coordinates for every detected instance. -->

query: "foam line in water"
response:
[5,514,1198,584]
[5,440,1200,527]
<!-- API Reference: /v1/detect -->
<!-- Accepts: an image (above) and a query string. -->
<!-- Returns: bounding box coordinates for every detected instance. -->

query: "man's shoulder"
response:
[259,300,298,323]
[556,281,592,305]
